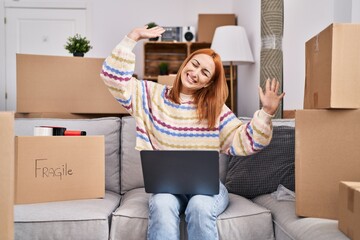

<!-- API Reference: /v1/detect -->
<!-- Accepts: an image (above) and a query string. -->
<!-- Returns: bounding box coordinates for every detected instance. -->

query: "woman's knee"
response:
[185,190,229,219]
[186,195,215,217]
[149,193,182,216]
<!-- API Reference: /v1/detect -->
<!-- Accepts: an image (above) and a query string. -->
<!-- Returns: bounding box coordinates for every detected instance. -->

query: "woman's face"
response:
[180,54,215,95]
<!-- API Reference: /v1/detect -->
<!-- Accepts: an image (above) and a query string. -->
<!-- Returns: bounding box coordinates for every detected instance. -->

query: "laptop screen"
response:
[140,150,219,195]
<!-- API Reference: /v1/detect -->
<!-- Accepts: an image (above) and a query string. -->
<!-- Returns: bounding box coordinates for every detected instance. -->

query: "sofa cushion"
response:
[120,116,143,194]
[253,194,350,240]
[219,153,229,184]
[15,117,121,194]
[110,188,274,240]
[14,191,121,240]
[217,193,274,240]
[225,125,295,199]
[120,116,230,194]
[110,188,150,240]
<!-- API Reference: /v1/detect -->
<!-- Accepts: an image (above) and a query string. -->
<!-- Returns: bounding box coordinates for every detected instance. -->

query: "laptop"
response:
[140,150,219,195]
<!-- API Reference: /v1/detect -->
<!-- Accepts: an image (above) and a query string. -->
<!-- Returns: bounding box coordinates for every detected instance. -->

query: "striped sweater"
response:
[100,36,273,156]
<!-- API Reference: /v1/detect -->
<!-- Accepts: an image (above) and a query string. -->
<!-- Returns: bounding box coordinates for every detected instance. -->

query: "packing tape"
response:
[261,35,282,50]
[34,126,53,136]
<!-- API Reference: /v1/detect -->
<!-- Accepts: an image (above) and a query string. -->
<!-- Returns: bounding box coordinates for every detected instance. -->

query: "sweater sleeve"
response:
[219,106,273,156]
[100,36,140,116]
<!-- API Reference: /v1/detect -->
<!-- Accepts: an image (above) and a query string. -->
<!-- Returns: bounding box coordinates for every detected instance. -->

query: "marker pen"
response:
[64,130,87,136]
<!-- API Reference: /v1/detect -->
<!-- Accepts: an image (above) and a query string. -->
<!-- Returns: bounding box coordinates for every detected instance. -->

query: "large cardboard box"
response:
[197,14,237,42]
[339,181,360,240]
[16,54,127,114]
[304,23,360,109]
[15,136,105,204]
[295,109,360,219]
[0,112,14,240]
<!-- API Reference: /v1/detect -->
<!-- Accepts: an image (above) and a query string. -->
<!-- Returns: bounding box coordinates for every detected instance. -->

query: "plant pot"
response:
[159,68,168,75]
[73,52,84,57]
[149,37,159,41]
[159,63,169,75]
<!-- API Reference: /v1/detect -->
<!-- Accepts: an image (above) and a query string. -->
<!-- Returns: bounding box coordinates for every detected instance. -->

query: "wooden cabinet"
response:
[143,42,187,81]
[143,41,237,112]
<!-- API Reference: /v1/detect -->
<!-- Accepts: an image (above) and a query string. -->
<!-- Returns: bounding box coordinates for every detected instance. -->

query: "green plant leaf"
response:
[64,33,93,54]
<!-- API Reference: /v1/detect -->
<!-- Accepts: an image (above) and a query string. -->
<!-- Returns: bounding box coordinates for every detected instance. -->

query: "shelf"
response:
[189,42,211,54]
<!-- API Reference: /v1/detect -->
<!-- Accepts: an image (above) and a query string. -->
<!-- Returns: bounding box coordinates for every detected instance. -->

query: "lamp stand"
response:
[229,61,234,112]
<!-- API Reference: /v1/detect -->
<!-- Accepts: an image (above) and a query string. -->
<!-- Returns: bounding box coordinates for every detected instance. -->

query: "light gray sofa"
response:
[13,116,349,240]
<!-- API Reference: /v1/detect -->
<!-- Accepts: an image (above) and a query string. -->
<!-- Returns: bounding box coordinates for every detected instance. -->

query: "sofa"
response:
[13,115,350,240]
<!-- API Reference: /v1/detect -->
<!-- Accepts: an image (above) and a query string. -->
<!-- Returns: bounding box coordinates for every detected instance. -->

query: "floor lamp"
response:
[211,26,254,114]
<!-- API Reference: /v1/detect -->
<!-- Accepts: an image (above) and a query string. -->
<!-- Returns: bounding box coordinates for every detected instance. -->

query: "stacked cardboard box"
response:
[197,14,237,42]
[0,112,14,240]
[295,109,360,220]
[338,181,360,240]
[296,23,360,222]
[14,53,108,204]
[16,54,127,114]
[304,23,360,109]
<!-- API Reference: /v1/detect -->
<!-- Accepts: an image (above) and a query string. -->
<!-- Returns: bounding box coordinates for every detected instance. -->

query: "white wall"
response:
[233,0,261,117]
[334,0,352,22]
[0,1,5,110]
[353,0,360,22]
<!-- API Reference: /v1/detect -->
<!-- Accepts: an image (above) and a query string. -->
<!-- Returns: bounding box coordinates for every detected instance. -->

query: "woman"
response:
[101,26,284,240]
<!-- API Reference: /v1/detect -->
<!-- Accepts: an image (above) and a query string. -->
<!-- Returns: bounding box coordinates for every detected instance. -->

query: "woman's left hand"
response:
[258,78,285,116]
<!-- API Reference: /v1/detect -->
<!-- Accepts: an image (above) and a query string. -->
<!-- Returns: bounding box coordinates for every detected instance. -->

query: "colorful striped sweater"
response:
[100,36,273,156]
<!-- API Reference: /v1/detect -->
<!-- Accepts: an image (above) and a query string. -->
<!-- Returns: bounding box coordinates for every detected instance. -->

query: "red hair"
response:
[168,48,228,129]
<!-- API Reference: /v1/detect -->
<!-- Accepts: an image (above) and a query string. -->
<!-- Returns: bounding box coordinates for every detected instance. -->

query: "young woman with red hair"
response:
[101,25,284,240]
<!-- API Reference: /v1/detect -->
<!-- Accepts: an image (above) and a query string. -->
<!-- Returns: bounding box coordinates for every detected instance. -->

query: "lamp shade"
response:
[211,25,254,64]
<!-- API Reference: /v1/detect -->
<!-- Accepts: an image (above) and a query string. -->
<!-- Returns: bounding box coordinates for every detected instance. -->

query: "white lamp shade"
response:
[211,25,254,64]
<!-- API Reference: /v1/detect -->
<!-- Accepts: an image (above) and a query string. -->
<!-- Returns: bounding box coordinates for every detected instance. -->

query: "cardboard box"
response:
[339,181,360,240]
[304,23,360,109]
[295,109,360,219]
[16,54,127,114]
[197,14,237,42]
[0,112,14,240]
[15,136,105,204]
[158,74,176,86]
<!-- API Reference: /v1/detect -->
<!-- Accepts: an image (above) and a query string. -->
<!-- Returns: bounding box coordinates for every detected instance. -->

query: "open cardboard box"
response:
[15,136,105,204]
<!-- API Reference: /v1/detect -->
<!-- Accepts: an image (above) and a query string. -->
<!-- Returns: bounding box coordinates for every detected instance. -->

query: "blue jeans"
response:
[147,182,229,240]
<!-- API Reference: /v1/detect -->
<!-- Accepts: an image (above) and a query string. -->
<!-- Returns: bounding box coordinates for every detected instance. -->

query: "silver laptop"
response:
[140,150,219,195]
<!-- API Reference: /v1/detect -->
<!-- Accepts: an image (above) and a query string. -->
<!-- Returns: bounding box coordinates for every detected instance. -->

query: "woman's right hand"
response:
[127,26,165,42]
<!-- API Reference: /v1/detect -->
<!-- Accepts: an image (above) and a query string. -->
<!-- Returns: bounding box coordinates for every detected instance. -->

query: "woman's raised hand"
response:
[127,26,165,42]
[258,78,285,116]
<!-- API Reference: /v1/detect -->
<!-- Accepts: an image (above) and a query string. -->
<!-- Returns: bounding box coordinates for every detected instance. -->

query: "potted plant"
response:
[147,22,160,41]
[64,33,93,57]
[159,62,169,75]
